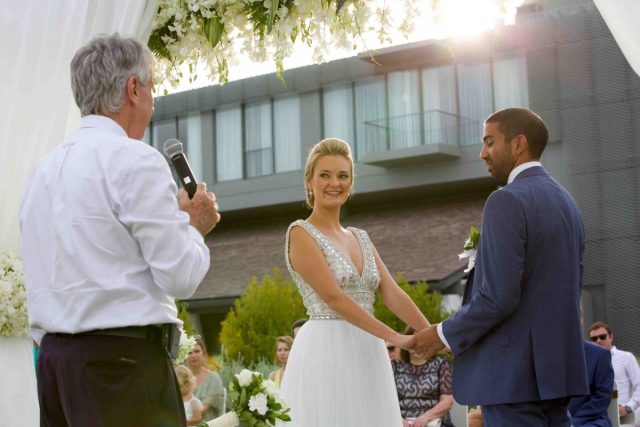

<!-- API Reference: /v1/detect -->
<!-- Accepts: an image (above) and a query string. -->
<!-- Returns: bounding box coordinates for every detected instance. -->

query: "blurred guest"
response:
[590,321,640,425]
[569,340,614,427]
[291,319,307,338]
[393,327,454,427]
[175,365,203,426]
[386,341,401,361]
[186,337,224,422]
[269,336,294,387]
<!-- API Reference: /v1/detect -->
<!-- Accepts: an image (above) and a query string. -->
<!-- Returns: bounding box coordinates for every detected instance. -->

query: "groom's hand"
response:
[413,324,445,360]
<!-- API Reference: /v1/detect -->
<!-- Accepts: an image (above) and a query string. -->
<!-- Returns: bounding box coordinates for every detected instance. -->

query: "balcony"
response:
[359,111,480,167]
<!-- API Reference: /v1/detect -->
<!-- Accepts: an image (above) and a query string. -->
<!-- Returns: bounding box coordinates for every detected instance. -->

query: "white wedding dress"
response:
[282,220,402,427]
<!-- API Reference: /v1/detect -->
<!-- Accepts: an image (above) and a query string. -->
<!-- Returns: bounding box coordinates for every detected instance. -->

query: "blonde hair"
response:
[303,138,355,209]
[275,335,294,366]
[174,365,196,395]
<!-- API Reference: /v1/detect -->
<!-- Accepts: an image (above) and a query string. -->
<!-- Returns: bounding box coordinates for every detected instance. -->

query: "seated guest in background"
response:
[175,365,204,426]
[269,336,294,387]
[291,318,307,338]
[186,337,225,422]
[569,340,614,426]
[392,327,454,427]
[590,321,640,425]
[386,341,401,361]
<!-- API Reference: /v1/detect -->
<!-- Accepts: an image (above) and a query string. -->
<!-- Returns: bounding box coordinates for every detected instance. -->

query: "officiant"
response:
[20,33,220,427]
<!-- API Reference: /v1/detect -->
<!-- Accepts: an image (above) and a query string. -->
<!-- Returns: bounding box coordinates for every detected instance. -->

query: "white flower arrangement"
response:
[458,226,480,273]
[175,328,197,365]
[0,251,29,337]
[149,0,422,87]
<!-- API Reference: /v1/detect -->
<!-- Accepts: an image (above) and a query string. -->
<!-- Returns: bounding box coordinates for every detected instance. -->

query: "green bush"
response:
[176,301,196,336]
[374,273,450,332]
[219,268,307,364]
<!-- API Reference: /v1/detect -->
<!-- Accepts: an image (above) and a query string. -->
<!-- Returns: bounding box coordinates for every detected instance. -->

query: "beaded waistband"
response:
[309,314,342,320]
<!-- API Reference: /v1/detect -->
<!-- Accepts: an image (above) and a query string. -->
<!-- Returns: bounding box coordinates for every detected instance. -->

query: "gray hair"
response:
[70,33,154,116]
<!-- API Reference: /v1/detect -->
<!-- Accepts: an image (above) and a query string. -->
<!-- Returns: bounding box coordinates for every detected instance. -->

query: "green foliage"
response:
[463,226,480,250]
[176,301,196,336]
[374,273,450,332]
[219,268,306,364]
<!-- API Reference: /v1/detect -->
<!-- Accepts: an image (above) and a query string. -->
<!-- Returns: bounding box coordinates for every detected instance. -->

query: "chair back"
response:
[450,399,469,427]
[608,385,620,427]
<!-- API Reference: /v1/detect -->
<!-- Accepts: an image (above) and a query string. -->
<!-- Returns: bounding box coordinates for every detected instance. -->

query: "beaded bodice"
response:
[285,220,381,320]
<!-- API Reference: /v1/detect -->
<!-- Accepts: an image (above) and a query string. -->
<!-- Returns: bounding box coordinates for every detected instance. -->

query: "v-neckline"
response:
[303,220,366,278]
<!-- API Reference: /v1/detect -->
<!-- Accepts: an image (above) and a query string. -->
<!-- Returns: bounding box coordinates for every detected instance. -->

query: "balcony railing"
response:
[359,111,480,166]
[362,110,480,156]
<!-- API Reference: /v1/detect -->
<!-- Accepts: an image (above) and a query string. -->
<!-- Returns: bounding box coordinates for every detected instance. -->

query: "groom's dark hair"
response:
[485,108,549,159]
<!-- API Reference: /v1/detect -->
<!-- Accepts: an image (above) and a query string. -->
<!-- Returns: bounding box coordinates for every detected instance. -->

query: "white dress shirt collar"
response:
[508,161,543,185]
[79,114,128,138]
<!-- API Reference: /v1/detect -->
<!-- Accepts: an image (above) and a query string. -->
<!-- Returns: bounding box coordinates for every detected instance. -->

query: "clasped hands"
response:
[391,324,447,360]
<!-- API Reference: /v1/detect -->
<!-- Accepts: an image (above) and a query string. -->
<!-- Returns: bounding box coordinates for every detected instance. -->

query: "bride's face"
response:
[307,155,353,209]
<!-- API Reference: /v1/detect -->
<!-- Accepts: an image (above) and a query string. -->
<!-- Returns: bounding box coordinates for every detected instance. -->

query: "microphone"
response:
[163,138,197,199]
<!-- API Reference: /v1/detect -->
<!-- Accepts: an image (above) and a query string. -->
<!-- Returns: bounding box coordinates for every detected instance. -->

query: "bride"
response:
[282,138,430,427]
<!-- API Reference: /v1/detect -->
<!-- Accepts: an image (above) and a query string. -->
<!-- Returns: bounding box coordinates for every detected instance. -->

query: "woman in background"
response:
[268,336,294,387]
[186,337,225,422]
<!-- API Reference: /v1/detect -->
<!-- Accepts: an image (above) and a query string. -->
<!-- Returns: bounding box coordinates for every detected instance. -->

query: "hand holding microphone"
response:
[163,139,220,236]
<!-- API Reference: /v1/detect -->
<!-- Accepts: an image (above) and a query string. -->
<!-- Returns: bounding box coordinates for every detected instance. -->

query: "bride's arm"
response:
[289,227,412,348]
[372,246,431,332]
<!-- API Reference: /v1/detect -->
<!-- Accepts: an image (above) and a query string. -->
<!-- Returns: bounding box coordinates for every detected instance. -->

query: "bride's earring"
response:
[307,189,313,197]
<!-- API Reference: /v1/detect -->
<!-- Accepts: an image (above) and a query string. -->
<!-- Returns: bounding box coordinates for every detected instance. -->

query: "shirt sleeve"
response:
[624,353,640,410]
[116,149,209,299]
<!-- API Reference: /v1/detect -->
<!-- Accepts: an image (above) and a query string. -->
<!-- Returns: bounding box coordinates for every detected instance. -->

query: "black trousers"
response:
[38,333,186,427]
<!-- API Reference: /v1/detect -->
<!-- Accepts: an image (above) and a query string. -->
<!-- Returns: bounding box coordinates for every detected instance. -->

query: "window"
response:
[493,55,529,110]
[387,70,421,149]
[216,106,242,182]
[323,84,355,152]
[178,113,203,180]
[151,119,177,151]
[244,100,273,178]
[355,76,387,157]
[457,61,494,145]
[274,95,301,173]
[422,65,458,145]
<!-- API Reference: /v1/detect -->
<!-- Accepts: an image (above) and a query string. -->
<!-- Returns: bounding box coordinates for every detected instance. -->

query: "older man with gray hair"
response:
[20,33,220,426]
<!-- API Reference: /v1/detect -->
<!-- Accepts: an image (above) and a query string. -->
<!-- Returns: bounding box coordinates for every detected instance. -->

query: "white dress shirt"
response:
[611,346,640,411]
[436,161,543,349]
[20,115,210,343]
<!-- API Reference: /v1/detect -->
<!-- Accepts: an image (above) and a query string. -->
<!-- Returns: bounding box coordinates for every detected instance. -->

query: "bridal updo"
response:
[303,138,355,209]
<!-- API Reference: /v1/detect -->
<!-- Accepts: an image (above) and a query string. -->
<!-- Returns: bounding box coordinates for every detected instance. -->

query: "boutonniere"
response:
[458,226,480,273]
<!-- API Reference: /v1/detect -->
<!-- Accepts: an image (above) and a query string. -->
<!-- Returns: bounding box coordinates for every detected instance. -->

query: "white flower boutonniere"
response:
[458,226,480,273]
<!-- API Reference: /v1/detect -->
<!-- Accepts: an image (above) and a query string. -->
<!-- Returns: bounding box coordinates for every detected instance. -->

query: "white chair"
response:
[608,386,620,427]
[449,399,469,427]
[620,410,635,427]
[222,387,227,414]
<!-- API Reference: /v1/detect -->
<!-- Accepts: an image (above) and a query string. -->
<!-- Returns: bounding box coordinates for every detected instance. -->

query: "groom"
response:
[413,108,589,425]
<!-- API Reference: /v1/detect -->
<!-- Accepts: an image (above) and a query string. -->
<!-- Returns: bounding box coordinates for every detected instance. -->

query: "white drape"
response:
[0,1,158,425]
[0,0,158,254]
[593,0,640,78]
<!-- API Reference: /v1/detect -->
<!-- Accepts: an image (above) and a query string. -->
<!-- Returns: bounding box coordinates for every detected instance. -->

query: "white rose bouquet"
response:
[0,251,29,337]
[226,369,290,427]
[175,328,197,365]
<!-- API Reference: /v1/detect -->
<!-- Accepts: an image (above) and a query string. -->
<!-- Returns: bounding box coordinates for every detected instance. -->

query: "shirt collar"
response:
[507,161,542,185]
[611,346,618,354]
[78,115,128,138]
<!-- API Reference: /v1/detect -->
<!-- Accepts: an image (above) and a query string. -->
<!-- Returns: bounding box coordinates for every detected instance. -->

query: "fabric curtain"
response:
[493,55,529,111]
[323,84,355,154]
[0,0,159,254]
[215,106,243,182]
[593,0,640,78]
[244,100,273,177]
[422,65,458,146]
[274,95,301,173]
[387,70,421,149]
[0,2,159,425]
[355,76,387,157]
[457,61,493,146]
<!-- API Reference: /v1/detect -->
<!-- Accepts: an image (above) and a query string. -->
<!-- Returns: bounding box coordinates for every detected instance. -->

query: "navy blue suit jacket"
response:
[569,341,614,427]
[442,166,589,405]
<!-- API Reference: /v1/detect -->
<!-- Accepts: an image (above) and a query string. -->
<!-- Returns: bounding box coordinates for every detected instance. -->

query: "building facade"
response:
[149,0,640,354]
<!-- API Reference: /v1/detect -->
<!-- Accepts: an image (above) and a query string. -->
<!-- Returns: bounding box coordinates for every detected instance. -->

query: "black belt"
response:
[49,324,181,359]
